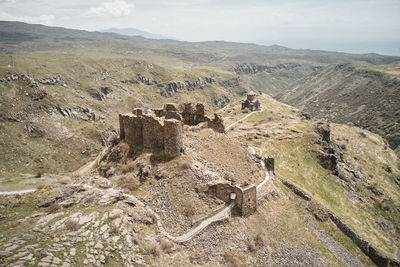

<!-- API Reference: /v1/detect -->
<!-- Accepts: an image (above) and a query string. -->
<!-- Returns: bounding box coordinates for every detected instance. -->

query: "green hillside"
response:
[279,62,400,151]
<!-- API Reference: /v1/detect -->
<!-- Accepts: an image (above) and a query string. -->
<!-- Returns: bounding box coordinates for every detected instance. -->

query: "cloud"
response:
[0,11,55,25]
[89,0,134,17]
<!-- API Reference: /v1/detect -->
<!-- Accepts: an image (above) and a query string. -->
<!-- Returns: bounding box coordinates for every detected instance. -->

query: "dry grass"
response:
[65,219,79,231]
[159,238,174,253]
[35,169,44,178]
[48,203,61,214]
[37,184,45,190]
[181,202,195,217]
[59,177,72,184]
[118,174,140,191]
[246,239,256,252]
[254,233,264,247]
[223,252,241,267]
[147,241,161,257]
[180,161,191,170]
[120,160,136,173]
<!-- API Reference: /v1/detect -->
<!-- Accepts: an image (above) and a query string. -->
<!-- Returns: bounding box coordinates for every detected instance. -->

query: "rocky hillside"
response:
[1,22,399,179]
[278,62,400,151]
[0,95,399,266]
[0,22,400,266]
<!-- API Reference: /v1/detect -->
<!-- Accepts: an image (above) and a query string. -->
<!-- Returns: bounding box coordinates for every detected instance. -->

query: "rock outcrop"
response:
[234,63,301,75]
[161,77,215,97]
[0,72,63,88]
[214,95,230,108]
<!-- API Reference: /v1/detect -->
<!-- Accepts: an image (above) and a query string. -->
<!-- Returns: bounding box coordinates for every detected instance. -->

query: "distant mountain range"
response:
[100,27,167,40]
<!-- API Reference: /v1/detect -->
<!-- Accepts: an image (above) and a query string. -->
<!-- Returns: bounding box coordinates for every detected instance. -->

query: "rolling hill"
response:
[0,21,399,267]
[278,62,400,151]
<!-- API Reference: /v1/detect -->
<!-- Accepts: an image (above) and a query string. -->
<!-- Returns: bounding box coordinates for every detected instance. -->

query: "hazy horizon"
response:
[1,0,399,56]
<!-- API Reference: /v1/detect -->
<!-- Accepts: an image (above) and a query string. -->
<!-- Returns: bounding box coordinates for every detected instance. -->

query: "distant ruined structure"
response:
[207,156,274,217]
[119,103,225,158]
[241,91,260,111]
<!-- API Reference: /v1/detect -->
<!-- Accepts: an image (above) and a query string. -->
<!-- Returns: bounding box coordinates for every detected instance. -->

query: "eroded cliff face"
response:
[279,62,400,151]
[160,77,216,97]
[233,62,301,75]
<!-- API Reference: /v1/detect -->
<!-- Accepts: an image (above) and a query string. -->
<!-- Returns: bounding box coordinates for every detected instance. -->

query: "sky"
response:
[0,0,400,55]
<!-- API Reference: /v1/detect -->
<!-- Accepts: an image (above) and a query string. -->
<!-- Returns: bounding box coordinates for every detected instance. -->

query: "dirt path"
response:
[306,212,364,267]
[155,202,235,243]
[226,109,264,131]
[0,188,37,195]
[247,145,271,190]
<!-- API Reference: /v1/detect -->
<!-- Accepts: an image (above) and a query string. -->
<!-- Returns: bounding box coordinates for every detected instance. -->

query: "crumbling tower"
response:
[241,90,260,111]
[118,102,225,159]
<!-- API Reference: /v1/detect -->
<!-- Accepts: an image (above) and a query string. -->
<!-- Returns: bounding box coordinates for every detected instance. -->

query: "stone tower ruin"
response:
[119,102,225,158]
[241,90,260,111]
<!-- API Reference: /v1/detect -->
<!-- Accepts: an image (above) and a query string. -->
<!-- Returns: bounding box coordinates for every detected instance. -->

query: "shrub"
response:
[160,238,174,253]
[254,233,264,247]
[223,252,241,267]
[246,239,256,252]
[37,184,45,190]
[48,203,61,214]
[65,219,79,231]
[120,160,136,173]
[36,169,44,178]
[119,175,140,191]
[147,241,161,257]
[181,161,191,170]
[182,202,195,217]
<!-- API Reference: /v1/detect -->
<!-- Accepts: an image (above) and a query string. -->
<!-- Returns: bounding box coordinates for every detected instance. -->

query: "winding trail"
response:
[247,145,271,190]
[226,109,264,131]
[0,107,270,242]
[257,158,271,190]
[0,188,37,195]
[155,202,235,243]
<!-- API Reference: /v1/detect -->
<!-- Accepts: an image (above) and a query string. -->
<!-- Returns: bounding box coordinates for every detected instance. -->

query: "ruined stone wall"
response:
[119,112,183,158]
[164,119,183,158]
[142,114,165,150]
[208,181,257,217]
[207,113,225,133]
[264,156,275,176]
[239,185,257,217]
[121,114,143,149]
[119,102,224,158]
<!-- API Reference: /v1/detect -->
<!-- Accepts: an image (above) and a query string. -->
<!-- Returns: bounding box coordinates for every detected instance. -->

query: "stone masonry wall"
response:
[164,119,183,158]
[119,102,225,158]
[239,184,257,217]
[119,112,183,158]
[208,181,257,217]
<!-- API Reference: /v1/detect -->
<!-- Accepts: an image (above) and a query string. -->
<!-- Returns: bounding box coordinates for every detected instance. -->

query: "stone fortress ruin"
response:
[119,102,225,158]
[118,101,273,217]
[241,90,261,111]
